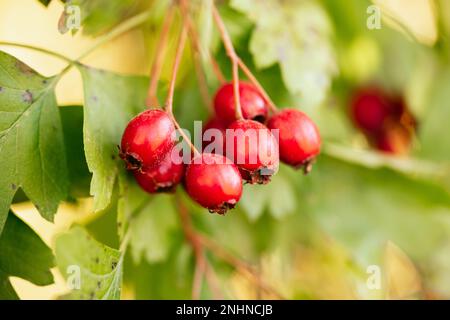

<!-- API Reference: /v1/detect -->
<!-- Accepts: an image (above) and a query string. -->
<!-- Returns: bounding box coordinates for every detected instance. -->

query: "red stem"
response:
[212,4,244,120]
[145,5,175,108]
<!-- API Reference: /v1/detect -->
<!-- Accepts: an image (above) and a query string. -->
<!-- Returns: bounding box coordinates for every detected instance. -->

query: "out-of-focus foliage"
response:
[1,0,450,300]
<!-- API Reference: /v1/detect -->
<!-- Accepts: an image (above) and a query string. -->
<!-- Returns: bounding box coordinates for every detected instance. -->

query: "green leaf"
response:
[231,0,336,108]
[128,195,179,264]
[78,65,148,213]
[0,50,68,234]
[305,156,450,266]
[418,67,450,162]
[0,211,54,299]
[240,168,297,221]
[60,106,91,198]
[55,226,122,300]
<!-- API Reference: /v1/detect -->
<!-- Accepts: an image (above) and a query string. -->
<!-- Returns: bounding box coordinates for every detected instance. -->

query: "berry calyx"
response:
[120,109,176,171]
[184,153,243,214]
[227,119,279,184]
[214,82,268,126]
[267,109,321,173]
[133,151,185,194]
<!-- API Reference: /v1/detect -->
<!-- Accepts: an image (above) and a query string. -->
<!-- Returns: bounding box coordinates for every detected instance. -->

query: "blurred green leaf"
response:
[79,65,148,213]
[55,226,122,300]
[0,212,54,299]
[128,195,179,264]
[0,51,68,234]
[304,156,450,266]
[231,0,337,108]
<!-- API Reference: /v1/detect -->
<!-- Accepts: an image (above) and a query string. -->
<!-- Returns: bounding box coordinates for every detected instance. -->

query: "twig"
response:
[145,5,176,108]
[175,197,284,300]
[179,0,225,84]
[237,58,277,113]
[0,42,73,63]
[212,4,243,120]
[197,234,285,299]
[164,23,201,156]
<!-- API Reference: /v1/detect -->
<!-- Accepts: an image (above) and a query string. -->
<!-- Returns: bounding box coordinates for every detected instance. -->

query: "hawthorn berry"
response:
[133,151,184,194]
[267,109,321,172]
[202,117,227,153]
[120,109,175,170]
[351,87,391,133]
[214,82,268,126]
[227,119,279,184]
[184,153,243,214]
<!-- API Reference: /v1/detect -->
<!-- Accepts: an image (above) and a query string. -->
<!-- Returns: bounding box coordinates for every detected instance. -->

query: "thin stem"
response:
[180,0,225,84]
[165,25,187,113]
[237,58,277,113]
[0,42,73,63]
[197,234,285,299]
[145,5,176,108]
[212,4,243,120]
[76,10,152,61]
[165,22,201,156]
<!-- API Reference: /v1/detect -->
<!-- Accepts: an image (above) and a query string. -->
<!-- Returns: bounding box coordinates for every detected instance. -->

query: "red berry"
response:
[202,117,226,154]
[120,109,175,170]
[267,109,321,172]
[351,87,391,133]
[185,153,243,214]
[134,151,185,194]
[214,82,268,126]
[227,119,279,184]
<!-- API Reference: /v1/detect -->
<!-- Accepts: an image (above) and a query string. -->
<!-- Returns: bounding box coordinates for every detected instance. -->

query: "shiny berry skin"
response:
[351,87,391,133]
[267,109,321,172]
[185,153,243,214]
[214,82,268,126]
[133,151,185,194]
[227,120,279,184]
[202,117,227,154]
[120,109,175,170]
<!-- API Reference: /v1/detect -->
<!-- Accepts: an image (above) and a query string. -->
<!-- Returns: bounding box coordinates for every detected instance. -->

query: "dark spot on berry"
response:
[22,90,33,103]
[11,183,17,190]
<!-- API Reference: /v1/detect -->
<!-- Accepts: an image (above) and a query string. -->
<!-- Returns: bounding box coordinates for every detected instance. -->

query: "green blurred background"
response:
[1,0,450,299]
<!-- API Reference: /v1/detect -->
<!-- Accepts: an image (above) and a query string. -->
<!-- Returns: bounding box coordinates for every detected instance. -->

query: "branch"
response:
[237,58,277,113]
[146,4,176,108]
[175,197,284,300]
[164,22,201,156]
[212,4,243,120]
[179,0,225,85]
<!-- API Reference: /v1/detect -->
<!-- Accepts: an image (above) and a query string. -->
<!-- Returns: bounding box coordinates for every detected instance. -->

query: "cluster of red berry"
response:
[351,87,416,155]
[119,82,321,214]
